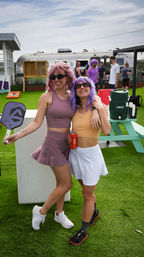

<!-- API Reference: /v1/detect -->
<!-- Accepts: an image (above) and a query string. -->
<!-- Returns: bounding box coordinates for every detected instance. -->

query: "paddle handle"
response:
[3,129,11,144]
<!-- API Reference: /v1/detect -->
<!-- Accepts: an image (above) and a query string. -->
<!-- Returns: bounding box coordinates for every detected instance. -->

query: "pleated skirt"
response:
[68,144,108,186]
[32,130,69,167]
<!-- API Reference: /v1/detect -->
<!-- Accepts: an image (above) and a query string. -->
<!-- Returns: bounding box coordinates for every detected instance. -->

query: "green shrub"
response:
[11,84,23,91]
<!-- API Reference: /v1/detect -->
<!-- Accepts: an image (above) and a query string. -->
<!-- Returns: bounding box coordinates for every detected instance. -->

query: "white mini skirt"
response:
[68,144,108,186]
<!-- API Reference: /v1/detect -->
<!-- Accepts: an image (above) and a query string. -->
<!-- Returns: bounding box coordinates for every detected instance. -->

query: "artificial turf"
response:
[0,88,144,257]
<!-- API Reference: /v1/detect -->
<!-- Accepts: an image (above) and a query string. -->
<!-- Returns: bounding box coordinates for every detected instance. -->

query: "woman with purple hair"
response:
[87,59,99,92]
[68,76,111,246]
[4,63,100,233]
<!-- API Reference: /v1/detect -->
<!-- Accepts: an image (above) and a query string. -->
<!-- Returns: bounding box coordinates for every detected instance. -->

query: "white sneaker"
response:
[54,211,74,229]
[32,205,46,230]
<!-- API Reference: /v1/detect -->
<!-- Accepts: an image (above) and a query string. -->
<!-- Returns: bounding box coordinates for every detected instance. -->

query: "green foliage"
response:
[26,77,46,85]
[11,84,23,91]
[0,89,144,257]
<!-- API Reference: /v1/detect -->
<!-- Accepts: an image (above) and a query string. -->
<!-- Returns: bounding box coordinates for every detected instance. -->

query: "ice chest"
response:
[110,89,128,120]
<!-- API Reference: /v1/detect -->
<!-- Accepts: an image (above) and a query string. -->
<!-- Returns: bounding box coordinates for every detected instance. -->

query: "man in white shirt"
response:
[109,56,120,89]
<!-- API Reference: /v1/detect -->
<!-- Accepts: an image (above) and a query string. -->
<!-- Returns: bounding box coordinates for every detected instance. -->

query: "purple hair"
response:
[88,59,98,79]
[46,62,76,91]
[90,59,98,65]
[71,76,96,112]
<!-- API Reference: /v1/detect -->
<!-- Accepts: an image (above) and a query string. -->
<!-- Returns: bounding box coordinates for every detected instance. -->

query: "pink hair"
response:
[46,62,76,91]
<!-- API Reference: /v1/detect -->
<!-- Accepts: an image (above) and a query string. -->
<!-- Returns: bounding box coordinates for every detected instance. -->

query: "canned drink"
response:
[0,114,2,127]
[69,131,77,149]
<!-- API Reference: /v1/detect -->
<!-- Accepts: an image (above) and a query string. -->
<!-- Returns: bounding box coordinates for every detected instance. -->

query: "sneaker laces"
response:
[70,229,85,239]
[76,230,83,238]
[63,213,69,220]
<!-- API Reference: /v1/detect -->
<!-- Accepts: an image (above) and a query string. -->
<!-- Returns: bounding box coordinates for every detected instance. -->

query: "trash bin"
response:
[110,89,128,120]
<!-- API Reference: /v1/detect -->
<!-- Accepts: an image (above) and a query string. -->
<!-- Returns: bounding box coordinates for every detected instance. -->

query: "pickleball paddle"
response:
[1,102,26,144]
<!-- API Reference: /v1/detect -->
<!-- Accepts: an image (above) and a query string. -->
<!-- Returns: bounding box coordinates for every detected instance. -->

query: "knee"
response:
[82,188,94,202]
[63,179,72,193]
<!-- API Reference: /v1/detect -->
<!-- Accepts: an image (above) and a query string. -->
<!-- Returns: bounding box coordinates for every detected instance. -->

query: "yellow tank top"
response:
[72,109,101,139]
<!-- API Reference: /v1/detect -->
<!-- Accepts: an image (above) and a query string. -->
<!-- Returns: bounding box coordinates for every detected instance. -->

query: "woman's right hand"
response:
[3,133,19,145]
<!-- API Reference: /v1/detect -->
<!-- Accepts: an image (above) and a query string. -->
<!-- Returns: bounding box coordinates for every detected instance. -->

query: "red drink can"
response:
[69,131,77,149]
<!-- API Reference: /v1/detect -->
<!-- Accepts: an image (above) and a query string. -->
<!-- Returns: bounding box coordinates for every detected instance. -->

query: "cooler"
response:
[110,89,128,120]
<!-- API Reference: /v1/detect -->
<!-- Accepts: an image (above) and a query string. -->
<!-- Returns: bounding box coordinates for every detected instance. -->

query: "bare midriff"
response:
[77,137,99,148]
[48,127,70,133]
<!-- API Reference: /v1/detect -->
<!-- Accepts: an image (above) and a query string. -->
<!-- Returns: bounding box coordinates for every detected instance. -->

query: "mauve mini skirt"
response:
[32,130,70,167]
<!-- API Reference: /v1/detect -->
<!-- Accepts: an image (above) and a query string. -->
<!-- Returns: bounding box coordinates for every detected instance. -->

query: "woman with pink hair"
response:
[4,62,100,232]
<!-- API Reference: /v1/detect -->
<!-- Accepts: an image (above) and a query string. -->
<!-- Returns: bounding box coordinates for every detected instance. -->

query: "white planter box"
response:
[15,110,70,204]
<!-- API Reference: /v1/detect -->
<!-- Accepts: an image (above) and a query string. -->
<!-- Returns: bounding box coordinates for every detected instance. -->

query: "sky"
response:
[0,0,144,61]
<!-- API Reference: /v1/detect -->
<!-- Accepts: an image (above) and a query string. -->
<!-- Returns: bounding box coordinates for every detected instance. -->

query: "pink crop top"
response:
[45,91,74,128]
[72,109,101,139]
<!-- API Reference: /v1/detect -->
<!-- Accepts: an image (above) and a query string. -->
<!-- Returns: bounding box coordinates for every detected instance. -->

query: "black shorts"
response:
[109,84,115,89]
[123,79,130,88]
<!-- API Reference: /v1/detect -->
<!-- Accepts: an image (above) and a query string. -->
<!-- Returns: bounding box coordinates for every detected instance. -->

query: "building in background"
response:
[0,33,21,92]
[15,49,113,87]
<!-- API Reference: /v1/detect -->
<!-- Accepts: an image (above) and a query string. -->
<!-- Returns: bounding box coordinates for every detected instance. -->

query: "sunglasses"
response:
[49,74,67,80]
[75,83,91,89]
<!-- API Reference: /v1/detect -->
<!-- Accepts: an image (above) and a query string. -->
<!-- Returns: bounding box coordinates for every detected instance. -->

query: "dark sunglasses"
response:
[49,74,67,80]
[75,83,91,89]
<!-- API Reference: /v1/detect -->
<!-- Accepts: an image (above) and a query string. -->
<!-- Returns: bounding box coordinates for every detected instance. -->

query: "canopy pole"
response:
[132,50,137,97]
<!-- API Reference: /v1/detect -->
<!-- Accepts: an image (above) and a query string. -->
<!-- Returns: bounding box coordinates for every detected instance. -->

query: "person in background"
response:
[74,61,81,78]
[4,62,100,233]
[108,56,120,89]
[87,59,99,92]
[98,61,106,89]
[84,64,89,76]
[121,63,131,90]
[68,76,111,246]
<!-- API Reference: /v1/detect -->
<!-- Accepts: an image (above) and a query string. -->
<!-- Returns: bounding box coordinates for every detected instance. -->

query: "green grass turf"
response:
[0,89,144,257]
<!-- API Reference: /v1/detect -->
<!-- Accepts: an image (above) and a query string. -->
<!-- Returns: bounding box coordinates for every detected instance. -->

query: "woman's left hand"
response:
[92,95,104,110]
[91,95,103,129]
[91,110,101,129]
